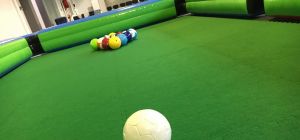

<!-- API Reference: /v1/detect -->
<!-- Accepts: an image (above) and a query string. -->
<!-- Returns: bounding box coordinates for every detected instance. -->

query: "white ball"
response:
[97,37,104,49]
[123,109,172,140]
[128,29,137,40]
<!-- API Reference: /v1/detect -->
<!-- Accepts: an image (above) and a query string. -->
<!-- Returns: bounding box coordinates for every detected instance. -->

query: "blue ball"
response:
[122,31,132,42]
[117,34,128,46]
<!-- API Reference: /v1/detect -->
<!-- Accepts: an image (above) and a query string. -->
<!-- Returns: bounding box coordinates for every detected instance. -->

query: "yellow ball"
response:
[109,36,122,49]
[109,32,116,38]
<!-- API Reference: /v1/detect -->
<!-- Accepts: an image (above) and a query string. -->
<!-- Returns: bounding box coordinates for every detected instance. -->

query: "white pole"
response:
[98,0,107,12]
[31,0,46,29]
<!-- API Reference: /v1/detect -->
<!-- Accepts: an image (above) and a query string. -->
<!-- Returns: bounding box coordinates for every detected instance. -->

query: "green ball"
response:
[90,38,98,50]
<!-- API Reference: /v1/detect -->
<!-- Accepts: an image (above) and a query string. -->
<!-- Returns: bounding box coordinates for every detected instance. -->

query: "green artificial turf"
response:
[0,16,300,140]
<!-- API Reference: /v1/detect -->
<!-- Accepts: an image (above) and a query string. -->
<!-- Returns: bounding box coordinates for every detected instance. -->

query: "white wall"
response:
[46,0,119,19]
[91,0,107,12]
[42,0,62,25]
[73,0,93,16]
[72,0,110,16]
[0,0,31,40]
[105,0,127,7]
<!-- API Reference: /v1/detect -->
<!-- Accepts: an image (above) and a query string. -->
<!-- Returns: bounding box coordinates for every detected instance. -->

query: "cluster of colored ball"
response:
[90,28,137,51]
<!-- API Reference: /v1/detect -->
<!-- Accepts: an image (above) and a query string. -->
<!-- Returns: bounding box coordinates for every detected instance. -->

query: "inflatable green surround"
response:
[0,39,32,77]
[186,0,249,15]
[264,0,300,16]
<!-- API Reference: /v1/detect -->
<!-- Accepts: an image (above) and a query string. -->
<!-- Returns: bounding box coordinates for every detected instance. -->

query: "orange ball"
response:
[102,37,110,50]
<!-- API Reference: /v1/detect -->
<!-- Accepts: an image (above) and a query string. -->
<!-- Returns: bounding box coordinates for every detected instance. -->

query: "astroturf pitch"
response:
[0,16,299,140]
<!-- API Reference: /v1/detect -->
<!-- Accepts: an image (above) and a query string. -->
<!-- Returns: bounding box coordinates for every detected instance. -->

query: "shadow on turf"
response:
[270,16,300,24]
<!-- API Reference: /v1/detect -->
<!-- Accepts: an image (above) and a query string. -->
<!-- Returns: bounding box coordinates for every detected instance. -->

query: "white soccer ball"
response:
[123,109,172,140]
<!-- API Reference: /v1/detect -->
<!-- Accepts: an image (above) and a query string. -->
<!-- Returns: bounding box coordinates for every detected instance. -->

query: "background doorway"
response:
[18,0,42,32]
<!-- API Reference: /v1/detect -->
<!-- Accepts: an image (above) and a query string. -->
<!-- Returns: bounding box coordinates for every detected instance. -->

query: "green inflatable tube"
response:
[0,39,29,58]
[0,39,32,76]
[186,0,249,15]
[41,8,175,52]
[264,0,300,16]
[38,0,176,52]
